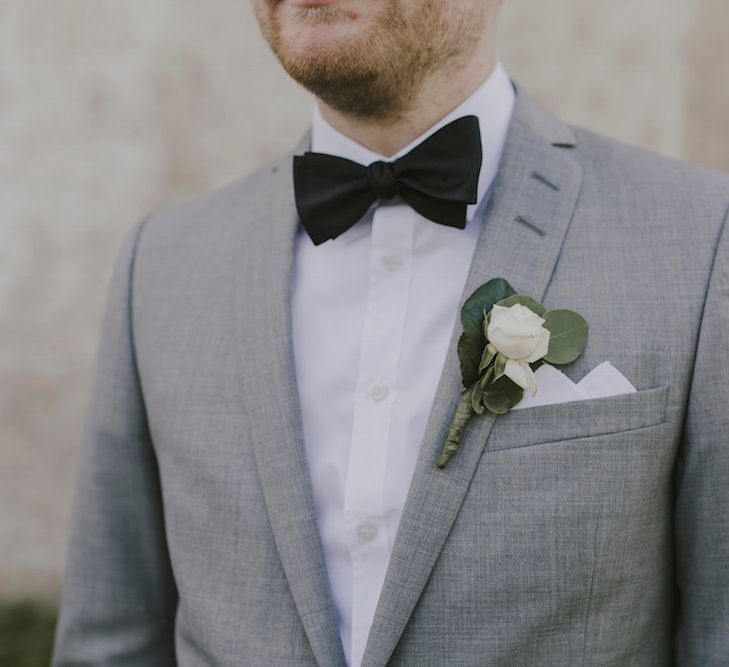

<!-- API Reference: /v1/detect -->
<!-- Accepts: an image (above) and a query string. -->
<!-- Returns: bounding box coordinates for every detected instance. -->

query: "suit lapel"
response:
[234,135,347,667]
[235,87,582,667]
[360,88,584,667]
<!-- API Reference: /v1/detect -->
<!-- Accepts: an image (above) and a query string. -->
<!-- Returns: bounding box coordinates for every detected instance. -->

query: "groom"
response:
[53,1,728,665]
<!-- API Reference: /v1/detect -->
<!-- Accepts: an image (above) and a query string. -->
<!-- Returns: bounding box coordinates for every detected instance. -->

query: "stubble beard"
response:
[256,1,484,121]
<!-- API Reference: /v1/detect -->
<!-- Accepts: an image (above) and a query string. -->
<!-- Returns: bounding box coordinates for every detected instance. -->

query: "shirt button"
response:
[381,251,402,271]
[356,521,378,542]
[367,384,388,402]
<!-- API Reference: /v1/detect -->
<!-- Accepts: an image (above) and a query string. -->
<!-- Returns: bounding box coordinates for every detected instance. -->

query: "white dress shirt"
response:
[291,61,515,667]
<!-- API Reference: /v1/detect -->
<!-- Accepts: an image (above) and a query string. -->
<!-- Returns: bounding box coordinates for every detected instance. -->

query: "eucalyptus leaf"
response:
[483,375,524,415]
[495,294,546,316]
[542,309,589,365]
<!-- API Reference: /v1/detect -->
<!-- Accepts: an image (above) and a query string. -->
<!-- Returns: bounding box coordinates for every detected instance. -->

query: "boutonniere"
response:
[436,278,588,469]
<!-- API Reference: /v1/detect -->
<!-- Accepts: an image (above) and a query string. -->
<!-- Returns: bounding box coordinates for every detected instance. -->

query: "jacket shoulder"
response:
[569,123,729,219]
[140,152,292,245]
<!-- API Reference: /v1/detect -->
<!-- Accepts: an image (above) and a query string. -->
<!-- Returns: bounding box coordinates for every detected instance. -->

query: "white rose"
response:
[486,303,550,395]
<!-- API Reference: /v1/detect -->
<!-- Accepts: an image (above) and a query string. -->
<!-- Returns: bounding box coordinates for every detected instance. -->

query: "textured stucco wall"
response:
[2,0,728,601]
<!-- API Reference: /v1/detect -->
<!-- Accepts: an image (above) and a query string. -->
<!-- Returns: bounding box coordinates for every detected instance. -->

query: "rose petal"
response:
[527,329,551,363]
[504,359,538,395]
[510,303,545,327]
[487,326,537,359]
[488,304,550,362]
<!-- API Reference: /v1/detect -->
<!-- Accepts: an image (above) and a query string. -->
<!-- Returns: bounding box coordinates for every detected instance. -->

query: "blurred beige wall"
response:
[2,0,728,602]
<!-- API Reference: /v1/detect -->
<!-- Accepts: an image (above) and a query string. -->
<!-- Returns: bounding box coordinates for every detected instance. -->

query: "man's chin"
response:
[261,0,406,117]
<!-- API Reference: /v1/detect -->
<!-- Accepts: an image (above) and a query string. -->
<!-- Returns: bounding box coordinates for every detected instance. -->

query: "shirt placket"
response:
[344,202,414,667]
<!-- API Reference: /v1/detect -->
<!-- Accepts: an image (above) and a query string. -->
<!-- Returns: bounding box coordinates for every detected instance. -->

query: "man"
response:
[53,0,729,665]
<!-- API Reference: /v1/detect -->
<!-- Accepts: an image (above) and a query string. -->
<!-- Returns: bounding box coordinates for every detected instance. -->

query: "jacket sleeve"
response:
[52,216,178,666]
[674,202,729,665]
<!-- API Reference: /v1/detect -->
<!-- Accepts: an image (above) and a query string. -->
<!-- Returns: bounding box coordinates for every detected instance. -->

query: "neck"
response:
[316,40,496,158]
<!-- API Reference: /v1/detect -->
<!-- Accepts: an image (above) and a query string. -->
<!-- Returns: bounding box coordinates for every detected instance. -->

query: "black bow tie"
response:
[293,115,483,245]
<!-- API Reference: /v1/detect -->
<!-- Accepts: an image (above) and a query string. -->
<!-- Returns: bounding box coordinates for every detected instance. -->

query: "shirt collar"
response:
[310,61,516,222]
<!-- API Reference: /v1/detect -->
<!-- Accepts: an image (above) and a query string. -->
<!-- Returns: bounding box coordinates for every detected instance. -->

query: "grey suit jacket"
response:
[53,85,729,666]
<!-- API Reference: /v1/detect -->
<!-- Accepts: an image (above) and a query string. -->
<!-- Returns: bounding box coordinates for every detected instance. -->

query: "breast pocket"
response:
[486,385,669,451]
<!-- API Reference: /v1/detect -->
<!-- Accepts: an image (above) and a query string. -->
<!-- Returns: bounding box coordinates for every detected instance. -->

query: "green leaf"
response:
[478,343,497,374]
[471,365,494,414]
[457,331,482,389]
[461,278,515,334]
[457,279,515,387]
[483,375,524,415]
[493,352,507,380]
[495,294,546,317]
[482,309,491,339]
[542,309,589,365]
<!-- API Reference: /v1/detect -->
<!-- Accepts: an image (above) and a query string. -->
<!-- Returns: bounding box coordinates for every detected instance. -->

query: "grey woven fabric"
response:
[52,84,729,666]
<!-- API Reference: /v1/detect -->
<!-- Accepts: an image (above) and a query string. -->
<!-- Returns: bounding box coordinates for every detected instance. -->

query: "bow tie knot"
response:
[294,115,482,245]
[367,160,400,200]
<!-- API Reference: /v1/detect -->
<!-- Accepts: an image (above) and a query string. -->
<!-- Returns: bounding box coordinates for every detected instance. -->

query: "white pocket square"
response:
[512,361,636,411]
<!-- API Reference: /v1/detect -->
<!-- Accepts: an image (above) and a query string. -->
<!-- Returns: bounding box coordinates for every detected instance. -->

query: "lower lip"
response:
[285,0,339,6]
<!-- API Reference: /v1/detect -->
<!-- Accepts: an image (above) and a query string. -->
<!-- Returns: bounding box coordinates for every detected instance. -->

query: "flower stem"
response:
[436,389,475,469]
